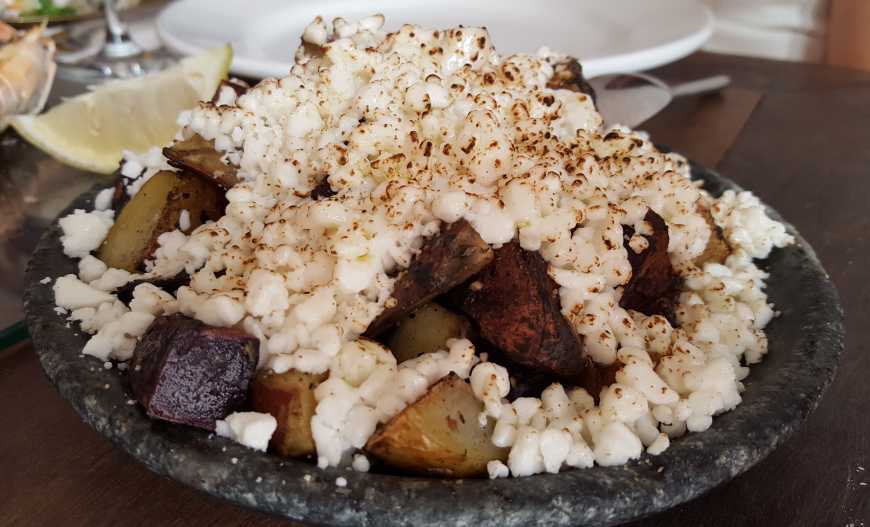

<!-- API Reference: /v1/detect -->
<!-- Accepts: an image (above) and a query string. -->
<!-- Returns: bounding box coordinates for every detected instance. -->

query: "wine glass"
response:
[58,0,174,82]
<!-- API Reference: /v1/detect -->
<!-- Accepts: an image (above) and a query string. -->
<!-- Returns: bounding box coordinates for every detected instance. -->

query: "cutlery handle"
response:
[670,75,731,97]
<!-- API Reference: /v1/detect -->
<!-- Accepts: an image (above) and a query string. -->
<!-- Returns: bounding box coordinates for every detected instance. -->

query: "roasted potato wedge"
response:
[693,204,731,267]
[163,134,239,189]
[386,303,473,363]
[365,219,493,336]
[547,57,596,103]
[365,374,508,477]
[97,170,226,272]
[620,209,681,323]
[250,369,327,458]
[454,241,587,379]
[130,315,259,431]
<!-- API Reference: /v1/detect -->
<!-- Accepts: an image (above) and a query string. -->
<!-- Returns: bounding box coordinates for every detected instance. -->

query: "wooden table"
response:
[1,52,867,526]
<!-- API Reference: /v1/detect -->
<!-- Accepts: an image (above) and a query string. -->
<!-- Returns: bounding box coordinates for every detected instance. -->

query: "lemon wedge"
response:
[11,45,231,174]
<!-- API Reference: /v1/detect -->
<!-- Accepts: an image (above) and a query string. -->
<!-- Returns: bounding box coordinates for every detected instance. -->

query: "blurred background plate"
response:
[156,0,713,79]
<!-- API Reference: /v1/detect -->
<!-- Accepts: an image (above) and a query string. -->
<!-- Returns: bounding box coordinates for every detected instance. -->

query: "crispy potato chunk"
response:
[386,303,473,363]
[250,369,327,458]
[455,242,587,379]
[547,58,596,103]
[365,220,493,336]
[163,134,239,189]
[365,374,508,477]
[693,204,731,267]
[97,170,226,272]
[620,209,681,323]
[130,315,259,431]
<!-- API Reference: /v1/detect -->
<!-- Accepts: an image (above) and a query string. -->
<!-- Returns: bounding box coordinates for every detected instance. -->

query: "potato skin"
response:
[97,170,226,272]
[130,314,259,431]
[365,373,508,478]
[365,219,493,336]
[620,209,681,323]
[163,134,239,189]
[455,241,587,379]
[386,303,473,363]
[546,57,596,103]
[693,203,731,267]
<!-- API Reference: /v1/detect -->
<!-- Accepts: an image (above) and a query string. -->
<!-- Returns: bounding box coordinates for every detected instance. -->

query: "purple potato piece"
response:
[129,314,259,431]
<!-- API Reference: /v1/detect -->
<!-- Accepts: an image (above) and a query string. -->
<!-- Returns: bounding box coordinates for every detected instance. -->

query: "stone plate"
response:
[23,165,844,526]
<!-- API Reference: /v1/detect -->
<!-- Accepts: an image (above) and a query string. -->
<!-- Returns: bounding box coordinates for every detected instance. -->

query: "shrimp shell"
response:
[0,22,57,129]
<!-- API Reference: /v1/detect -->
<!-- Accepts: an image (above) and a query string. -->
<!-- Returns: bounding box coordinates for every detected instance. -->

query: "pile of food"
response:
[50,15,793,479]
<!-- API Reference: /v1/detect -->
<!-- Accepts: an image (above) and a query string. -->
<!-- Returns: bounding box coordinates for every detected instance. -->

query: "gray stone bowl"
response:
[23,166,844,526]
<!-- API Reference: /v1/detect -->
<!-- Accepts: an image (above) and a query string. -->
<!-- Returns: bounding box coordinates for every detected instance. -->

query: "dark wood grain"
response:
[1,52,867,526]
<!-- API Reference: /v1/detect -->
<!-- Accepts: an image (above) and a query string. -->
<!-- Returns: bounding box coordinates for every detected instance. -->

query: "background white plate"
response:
[157,0,712,79]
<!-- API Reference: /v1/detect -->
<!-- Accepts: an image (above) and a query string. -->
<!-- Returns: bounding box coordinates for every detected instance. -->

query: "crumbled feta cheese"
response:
[178,209,191,232]
[215,412,278,452]
[94,188,114,211]
[58,209,114,258]
[82,311,155,360]
[335,476,348,488]
[40,277,51,285]
[53,275,115,309]
[78,255,108,283]
[487,459,510,479]
[351,454,370,472]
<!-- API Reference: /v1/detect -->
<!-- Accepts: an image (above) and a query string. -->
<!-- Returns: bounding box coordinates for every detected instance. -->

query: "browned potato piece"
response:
[693,204,731,267]
[163,134,239,189]
[250,369,327,458]
[366,373,508,477]
[620,209,681,323]
[547,57,596,103]
[454,241,588,379]
[386,303,473,363]
[365,219,493,336]
[97,170,226,272]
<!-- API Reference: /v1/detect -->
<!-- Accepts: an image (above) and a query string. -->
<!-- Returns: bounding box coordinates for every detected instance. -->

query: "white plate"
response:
[157,0,712,79]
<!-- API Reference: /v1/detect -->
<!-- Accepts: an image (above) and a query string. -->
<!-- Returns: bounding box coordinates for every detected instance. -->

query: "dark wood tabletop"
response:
[1,51,867,527]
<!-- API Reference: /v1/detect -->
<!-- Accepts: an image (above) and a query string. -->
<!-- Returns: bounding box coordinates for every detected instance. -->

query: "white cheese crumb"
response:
[94,188,114,211]
[78,255,108,283]
[40,277,52,285]
[351,454,370,472]
[230,457,238,464]
[53,275,115,309]
[487,460,509,479]
[58,209,114,258]
[646,433,670,455]
[178,209,191,232]
[335,476,347,488]
[215,412,277,452]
